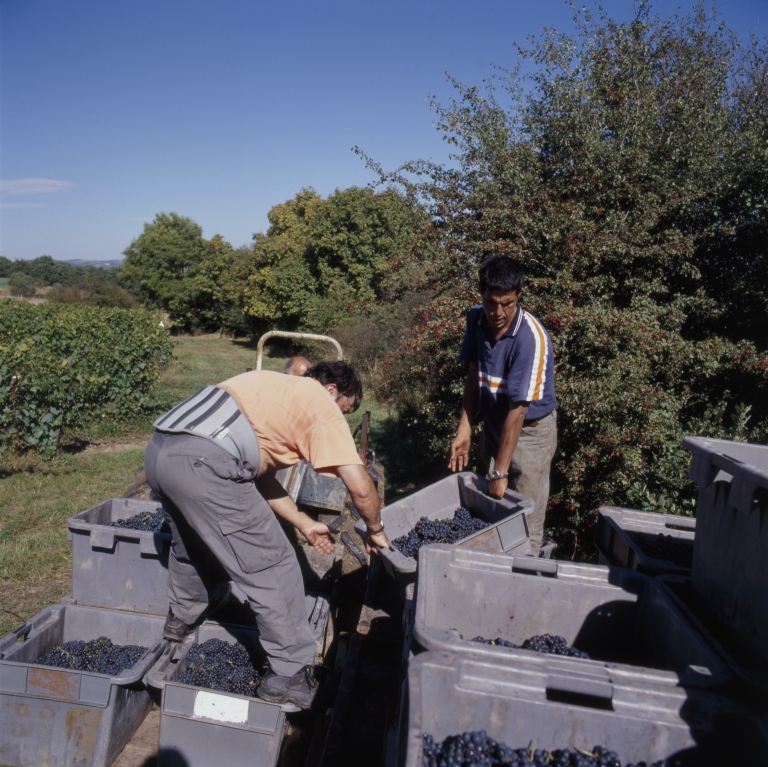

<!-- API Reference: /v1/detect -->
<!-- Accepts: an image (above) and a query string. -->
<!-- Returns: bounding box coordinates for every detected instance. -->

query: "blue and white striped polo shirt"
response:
[459,304,557,452]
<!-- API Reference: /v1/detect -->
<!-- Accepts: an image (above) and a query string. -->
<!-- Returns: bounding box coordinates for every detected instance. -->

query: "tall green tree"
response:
[369,3,768,557]
[120,212,208,330]
[243,186,425,333]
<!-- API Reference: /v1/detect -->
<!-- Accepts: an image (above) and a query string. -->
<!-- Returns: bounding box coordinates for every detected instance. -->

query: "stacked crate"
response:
[0,498,170,767]
[395,440,768,766]
[0,496,330,767]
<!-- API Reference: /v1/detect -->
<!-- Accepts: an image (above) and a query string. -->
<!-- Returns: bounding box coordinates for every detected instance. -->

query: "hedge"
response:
[0,302,173,458]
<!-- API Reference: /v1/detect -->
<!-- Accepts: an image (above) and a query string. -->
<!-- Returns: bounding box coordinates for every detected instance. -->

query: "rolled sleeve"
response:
[305,418,362,477]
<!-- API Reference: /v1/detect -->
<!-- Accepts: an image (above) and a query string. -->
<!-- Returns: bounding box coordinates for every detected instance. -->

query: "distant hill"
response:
[64,259,123,269]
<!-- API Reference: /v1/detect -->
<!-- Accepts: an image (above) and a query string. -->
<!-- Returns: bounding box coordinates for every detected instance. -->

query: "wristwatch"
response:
[490,469,509,481]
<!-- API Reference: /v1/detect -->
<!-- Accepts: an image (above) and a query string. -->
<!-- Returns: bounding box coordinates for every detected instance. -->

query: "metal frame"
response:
[255,331,343,370]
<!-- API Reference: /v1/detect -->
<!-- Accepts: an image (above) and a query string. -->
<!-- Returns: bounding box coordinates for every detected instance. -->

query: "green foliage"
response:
[369,3,768,558]
[120,213,253,333]
[244,187,425,333]
[190,237,256,335]
[6,255,85,287]
[120,212,207,330]
[0,256,12,278]
[48,283,137,309]
[0,302,173,458]
[48,271,138,309]
[8,272,37,298]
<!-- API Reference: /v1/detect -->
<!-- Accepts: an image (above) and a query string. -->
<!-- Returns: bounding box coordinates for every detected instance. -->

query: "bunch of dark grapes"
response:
[422,732,672,767]
[109,510,170,534]
[471,633,590,659]
[626,531,693,568]
[33,636,147,675]
[179,638,261,697]
[392,507,490,559]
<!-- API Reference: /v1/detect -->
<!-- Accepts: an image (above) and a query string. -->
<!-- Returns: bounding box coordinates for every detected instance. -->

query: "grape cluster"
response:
[626,531,693,568]
[392,507,490,559]
[178,638,261,697]
[33,636,147,675]
[422,732,672,767]
[471,633,590,659]
[108,510,170,534]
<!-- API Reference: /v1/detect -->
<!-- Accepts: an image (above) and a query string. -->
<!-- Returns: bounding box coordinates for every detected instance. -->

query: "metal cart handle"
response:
[255,331,343,370]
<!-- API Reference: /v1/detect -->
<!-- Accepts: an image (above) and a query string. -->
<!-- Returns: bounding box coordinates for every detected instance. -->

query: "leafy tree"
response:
[120,213,254,332]
[0,256,11,278]
[120,213,208,330]
[190,236,256,334]
[8,272,36,297]
[367,3,768,557]
[243,187,425,333]
[6,256,84,287]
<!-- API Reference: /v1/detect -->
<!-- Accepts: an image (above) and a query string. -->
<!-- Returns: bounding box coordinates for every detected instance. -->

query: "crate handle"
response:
[509,557,558,576]
[546,674,614,708]
[90,528,116,550]
[710,453,768,515]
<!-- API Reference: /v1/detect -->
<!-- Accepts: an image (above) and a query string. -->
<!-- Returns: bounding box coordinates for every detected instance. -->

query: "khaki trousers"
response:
[478,409,557,556]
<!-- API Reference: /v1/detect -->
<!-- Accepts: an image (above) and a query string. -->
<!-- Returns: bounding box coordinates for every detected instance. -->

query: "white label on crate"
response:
[193,690,249,723]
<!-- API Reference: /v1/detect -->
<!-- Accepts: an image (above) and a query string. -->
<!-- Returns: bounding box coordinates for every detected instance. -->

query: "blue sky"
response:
[1,0,764,262]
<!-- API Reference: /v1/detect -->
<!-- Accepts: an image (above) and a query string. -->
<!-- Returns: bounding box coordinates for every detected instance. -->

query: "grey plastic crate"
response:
[354,472,534,579]
[404,651,768,767]
[145,595,330,767]
[683,437,768,675]
[595,506,695,576]
[0,603,165,767]
[658,575,768,708]
[67,497,172,616]
[413,544,730,690]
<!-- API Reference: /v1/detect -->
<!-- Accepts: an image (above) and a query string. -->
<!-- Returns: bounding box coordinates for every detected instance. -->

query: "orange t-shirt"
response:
[219,370,362,476]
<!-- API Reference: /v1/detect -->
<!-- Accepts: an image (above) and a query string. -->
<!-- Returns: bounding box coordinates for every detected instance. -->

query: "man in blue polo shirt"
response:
[449,256,558,556]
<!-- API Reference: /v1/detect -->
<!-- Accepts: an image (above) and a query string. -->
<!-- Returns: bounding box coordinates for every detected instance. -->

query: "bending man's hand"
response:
[299,520,337,556]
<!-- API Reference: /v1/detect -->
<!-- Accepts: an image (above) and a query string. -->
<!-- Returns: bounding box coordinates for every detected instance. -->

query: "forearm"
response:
[348,483,382,530]
[337,464,382,530]
[494,403,529,473]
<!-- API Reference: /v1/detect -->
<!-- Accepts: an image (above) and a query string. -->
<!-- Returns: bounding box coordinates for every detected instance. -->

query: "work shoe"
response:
[162,608,194,642]
[257,664,319,710]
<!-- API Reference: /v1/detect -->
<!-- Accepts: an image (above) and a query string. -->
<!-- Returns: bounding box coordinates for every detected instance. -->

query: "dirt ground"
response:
[112,705,161,767]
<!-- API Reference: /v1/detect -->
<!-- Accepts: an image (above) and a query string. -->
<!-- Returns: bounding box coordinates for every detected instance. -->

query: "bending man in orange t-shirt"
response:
[144,361,388,709]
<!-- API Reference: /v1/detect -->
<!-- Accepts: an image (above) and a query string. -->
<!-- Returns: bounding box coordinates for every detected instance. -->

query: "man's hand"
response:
[364,529,390,555]
[299,520,336,556]
[487,477,508,499]
[448,432,471,472]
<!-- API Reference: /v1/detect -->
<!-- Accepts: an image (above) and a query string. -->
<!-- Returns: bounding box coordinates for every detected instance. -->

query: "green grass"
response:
[0,448,146,636]
[0,278,8,287]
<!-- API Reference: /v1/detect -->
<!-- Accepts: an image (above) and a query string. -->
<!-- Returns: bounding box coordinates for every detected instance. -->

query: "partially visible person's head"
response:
[284,355,312,376]
[478,256,525,295]
[304,360,363,413]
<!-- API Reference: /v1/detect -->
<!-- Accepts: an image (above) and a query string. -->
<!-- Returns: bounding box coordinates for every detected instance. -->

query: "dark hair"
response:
[478,256,524,294]
[304,361,363,411]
